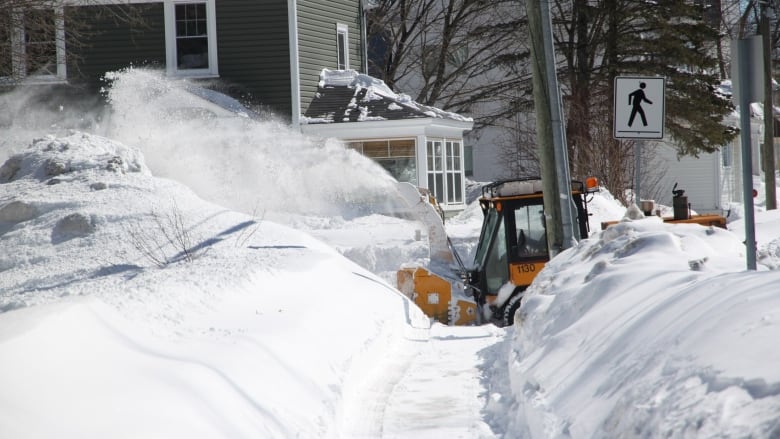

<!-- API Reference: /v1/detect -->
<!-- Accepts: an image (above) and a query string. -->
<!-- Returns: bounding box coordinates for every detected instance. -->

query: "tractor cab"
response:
[467,178,593,325]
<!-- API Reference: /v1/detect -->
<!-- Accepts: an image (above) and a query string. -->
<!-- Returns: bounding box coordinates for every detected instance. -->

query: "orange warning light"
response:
[585,177,600,193]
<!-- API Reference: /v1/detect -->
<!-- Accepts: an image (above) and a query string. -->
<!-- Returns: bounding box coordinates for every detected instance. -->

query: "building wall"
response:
[71,1,294,119]
[66,4,166,92]
[297,0,363,113]
[215,0,292,118]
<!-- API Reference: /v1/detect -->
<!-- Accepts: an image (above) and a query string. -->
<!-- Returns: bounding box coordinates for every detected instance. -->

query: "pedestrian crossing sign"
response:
[614,76,665,139]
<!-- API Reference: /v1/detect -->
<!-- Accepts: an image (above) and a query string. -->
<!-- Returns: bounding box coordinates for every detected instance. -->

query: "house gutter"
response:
[288,0,302,129]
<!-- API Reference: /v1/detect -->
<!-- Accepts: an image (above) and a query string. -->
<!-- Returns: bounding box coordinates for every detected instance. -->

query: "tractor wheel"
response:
[502,294,523,327]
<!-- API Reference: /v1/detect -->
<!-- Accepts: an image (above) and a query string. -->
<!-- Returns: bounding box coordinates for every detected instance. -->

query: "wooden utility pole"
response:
[761,2,776,210]
[527,0,571,256]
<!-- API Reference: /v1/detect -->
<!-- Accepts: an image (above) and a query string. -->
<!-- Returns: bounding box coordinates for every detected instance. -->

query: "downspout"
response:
[360,0,368,73]
[288,0,302,129]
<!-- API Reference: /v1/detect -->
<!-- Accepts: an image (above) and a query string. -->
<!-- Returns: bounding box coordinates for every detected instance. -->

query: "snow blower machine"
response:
[397,178,598,327]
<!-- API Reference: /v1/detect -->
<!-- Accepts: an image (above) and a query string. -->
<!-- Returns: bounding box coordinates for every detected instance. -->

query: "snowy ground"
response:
[2,68,780,438]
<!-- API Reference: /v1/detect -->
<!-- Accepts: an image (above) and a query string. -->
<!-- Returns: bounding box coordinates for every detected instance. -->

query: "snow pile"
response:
[316,68,473,123]
[5,68,780,439]
[507,217,780,438]
[0,131,430,438]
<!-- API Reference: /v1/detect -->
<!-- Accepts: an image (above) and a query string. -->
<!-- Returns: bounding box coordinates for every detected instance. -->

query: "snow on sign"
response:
[613,76,665,139]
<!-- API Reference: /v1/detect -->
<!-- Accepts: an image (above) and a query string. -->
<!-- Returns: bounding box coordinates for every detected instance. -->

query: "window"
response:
[0,8,66,82]
[445,140,463,203]
[348,139,417,184]
[483,215,509,293]
[427,139,465,206]
[512,204,547,258]
[164,0,218,77]
[336,23,349,70]
[427,140,444,202]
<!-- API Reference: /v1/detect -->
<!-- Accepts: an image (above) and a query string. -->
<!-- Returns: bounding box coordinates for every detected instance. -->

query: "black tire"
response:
[502,294,523,327]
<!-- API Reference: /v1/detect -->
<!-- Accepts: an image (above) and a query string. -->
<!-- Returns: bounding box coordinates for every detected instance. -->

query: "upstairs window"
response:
[336,23,349,70]
[0,8,66,82]
[175,3,207,69]
[164,0,218,77]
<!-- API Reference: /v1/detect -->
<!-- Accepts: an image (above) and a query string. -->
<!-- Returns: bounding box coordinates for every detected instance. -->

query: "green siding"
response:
[66,4,165,93]
[297,0,363,112]
[215,0,292,118]
[62,0,365,121]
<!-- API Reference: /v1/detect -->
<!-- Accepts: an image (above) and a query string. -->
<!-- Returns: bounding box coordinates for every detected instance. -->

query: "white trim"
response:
[56,11,67,79]
[416,134,427,188]
[289,0,301,127]
[300,117,473,139]
[163,0,219,78]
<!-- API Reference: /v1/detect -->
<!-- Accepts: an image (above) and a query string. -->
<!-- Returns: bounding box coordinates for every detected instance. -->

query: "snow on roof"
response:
[303,69,473,124]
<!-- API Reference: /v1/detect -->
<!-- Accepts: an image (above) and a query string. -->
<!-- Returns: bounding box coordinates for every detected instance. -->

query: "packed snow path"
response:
[341,324,506,438]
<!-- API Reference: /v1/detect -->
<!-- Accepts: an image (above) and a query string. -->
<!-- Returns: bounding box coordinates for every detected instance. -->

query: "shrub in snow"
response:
[53,213,96,243]
[125,203,205,268]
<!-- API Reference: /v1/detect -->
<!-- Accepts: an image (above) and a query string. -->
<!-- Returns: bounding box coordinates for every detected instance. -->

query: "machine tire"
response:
[502,294,523,327]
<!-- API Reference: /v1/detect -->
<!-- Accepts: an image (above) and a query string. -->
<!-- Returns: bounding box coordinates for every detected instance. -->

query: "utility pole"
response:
[761,1,776,210]
[527,0,577,257]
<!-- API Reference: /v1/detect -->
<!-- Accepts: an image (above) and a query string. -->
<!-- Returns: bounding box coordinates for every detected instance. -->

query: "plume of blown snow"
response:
[100,68,402,220]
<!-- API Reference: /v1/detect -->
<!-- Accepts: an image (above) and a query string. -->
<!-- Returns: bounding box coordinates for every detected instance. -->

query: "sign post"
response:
[731,37,763,271]
[614,76,666,205]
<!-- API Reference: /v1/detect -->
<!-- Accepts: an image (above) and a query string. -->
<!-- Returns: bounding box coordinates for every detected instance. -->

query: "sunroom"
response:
[300,69,473,214]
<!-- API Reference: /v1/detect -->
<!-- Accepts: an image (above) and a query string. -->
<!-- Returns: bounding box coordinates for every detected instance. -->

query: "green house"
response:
[1,0,472,210]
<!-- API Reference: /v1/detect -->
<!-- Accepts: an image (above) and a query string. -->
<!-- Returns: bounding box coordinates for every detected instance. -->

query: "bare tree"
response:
[494,113,540,179]
[367,0,531,129]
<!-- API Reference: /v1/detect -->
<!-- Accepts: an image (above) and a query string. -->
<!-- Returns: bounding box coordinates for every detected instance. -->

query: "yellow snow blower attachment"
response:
[395,182,479,325]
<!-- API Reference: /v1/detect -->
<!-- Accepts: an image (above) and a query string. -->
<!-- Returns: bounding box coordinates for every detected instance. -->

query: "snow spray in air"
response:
[100,68,403,220]
[0,67,404,220]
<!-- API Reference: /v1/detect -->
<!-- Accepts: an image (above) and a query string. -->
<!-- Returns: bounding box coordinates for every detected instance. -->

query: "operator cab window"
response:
[484,217,509,293]
[511,205,547,258]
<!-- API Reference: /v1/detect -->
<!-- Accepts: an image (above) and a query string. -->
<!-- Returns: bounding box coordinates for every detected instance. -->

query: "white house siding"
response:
[468,126,509,182]
[655,143,723,214]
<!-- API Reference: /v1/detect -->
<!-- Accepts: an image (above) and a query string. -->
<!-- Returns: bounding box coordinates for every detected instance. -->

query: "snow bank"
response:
[509,217,780,438]
[0,132,430,438]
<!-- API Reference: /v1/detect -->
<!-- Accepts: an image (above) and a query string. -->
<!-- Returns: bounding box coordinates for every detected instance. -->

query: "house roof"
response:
[302,69,472,125]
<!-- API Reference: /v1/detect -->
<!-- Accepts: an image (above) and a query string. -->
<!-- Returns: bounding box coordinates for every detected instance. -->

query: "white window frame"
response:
[445,140,464,204]
[1,7,67,83]
[336,23,349,70]
[426,138,465,207]
[164,0,219,78]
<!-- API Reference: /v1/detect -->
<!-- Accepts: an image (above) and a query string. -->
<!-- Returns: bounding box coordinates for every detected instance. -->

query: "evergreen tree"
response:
[559,0,736,163]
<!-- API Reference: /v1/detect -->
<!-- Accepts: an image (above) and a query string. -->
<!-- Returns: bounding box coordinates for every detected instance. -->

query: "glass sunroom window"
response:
[427,139,464,206]
[427,140,444,202]
[348,139,417,184]
[446,140,463,203]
